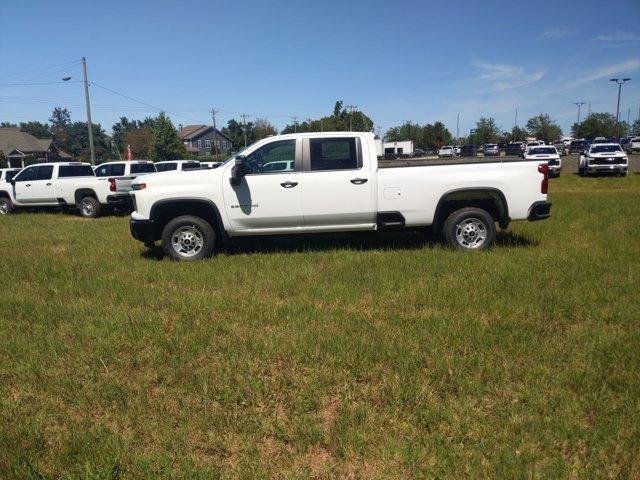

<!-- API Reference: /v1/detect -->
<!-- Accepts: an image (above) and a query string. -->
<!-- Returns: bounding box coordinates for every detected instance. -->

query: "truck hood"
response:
[589,152,625,157]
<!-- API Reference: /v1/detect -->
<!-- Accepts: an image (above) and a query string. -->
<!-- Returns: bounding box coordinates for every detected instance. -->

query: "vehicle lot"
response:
[384,153,640,174]
[1,175,639,478]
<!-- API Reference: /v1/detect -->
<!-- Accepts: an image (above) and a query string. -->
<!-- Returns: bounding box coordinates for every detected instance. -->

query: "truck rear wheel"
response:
[161,215,215,261]
[443,207,496,250]
[79,196,101,218]
[0,197,13,215]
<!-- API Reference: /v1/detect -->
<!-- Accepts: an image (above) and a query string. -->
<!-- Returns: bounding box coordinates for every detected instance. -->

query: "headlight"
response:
[132,183,147,191]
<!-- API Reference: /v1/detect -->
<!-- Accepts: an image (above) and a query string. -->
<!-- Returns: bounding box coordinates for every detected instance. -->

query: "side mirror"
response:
[8,179,15,186]
[230,155,247,186]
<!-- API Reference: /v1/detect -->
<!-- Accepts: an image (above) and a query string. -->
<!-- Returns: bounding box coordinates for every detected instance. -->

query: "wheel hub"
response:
[455,218,487,249]
[171,226,204,257]
[0,201,7,215]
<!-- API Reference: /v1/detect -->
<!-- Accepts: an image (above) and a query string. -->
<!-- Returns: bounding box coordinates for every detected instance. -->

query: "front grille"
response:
[591,157,624,165]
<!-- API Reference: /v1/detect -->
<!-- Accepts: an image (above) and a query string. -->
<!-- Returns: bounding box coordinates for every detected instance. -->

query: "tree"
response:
[64,121,110,161]
[19,121,50,139]
[151,112,186,161]
[472,117,501,145]
[630,118,640,135]
[1,122,17,128]
[510,126,528,142]
[423,122,453,149]
[222,118,255,149]
[572,112,627,139]
[253,117,277,140]
[281,100,374,134]
[123,128,153,159]
[526,114,562,142]
[384,121,453,149]
[49,107,71,135]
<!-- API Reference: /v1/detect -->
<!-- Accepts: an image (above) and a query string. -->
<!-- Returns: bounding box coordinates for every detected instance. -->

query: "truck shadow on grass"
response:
[142,230,536,260]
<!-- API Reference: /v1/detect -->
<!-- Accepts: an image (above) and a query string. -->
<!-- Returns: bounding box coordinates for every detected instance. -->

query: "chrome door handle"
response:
[25,184,31,187]
[280,181,298,188]
[46,183,52,186]
[350,178,368,185]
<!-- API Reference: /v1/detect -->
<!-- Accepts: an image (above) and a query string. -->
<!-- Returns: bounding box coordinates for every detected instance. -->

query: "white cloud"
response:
[593,31,640,42]
[474,61,545,91]
[540,26,575,39]
[579,59,640,84]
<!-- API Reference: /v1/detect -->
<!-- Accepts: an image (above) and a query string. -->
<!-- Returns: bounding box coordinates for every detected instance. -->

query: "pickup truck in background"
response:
[155,160,202,172]
[525,145,562,177]
[579,143,628,176]
[96,160,157,198]
[129,132,551,260]
[0,162,131,217]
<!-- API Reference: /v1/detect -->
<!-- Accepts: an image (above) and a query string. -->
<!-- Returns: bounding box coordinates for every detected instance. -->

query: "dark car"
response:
[568,140,589,154]
[459,145,478,157]
[504,142,526,156]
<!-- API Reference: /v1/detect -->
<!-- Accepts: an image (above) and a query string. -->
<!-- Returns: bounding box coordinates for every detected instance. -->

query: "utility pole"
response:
[346,104,357,131]
[588,103,591,117]
[81,57,95,165]
[610,78,631,138]
[210,109,219,157]
[574,102,586,126]
[514,108,518,128]
[306,117,312,131]
[240,113,249,147]
[375,126,381,139]
[320,118,324,132]
[627,107,631,125]
[456,113,460,141]
[291,116,298,133]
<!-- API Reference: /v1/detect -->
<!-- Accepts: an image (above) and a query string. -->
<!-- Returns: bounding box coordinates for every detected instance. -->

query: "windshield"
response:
[529,147,556,155]
[591,145,622,153]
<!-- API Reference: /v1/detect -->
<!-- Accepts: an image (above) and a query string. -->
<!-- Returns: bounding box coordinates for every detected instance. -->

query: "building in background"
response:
[383,140,414,157]
[0,128,71,168]
[177,125,233,156]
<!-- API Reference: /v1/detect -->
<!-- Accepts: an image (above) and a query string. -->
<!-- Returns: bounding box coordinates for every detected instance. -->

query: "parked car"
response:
[484,144,500,156]
[579,143,628,176]
[438,146,455,158]
[454,146,462,156]
[552,141,567,156]
[525,146,562,177]
[504,142,526,156]
[0,168,21,185]
[155,160,202,172]
[459,145,478,157]
[568,140,589,155]
[201,162,223,169]
[626,137,640,153]
[476,145,485,154]
[0,162,127,217]
[592,137,608,144]
[129,132,551,260]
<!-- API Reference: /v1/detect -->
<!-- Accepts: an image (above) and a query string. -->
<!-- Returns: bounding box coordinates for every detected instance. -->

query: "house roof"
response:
[178,124,232,143]
[0,128,54,154]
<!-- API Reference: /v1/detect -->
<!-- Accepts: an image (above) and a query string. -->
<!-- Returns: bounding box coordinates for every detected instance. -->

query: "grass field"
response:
[1,174,639,479]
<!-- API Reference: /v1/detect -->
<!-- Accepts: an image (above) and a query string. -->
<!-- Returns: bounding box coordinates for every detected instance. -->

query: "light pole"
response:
[62,57,95,164]
[573,102,586,126]
[610,78,631,138]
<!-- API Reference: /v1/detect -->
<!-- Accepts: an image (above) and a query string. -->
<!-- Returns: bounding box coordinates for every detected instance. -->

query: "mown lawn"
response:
[1,174,639,479]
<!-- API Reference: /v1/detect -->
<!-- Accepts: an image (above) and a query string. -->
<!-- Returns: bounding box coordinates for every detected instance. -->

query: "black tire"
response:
[79,196,101,218]
[0,196,13,215]
[161,215,215,261]
[443,207,496,251]
[621,172,627,177]
[578,168,586,177]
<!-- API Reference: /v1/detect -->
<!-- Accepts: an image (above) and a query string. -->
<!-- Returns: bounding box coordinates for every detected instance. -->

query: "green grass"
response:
[1,174,639,479]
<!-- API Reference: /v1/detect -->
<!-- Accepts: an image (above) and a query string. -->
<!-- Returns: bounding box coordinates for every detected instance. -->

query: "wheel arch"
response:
[74,188,98,205]
[433,187,509,232]
[150,198,227,242]
[0,190,11,199]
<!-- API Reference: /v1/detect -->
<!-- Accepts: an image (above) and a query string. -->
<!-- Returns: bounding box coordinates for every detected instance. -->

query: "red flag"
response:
[126,144,133,160]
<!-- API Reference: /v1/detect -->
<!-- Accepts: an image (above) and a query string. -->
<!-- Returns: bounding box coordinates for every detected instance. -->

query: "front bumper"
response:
[587,164,627,173]
[130,218,158,244]
[528,201,551,221]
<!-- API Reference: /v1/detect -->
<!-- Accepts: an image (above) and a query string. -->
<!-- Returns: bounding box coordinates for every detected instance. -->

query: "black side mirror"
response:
[230,155,247,186]
[8,179,15,186]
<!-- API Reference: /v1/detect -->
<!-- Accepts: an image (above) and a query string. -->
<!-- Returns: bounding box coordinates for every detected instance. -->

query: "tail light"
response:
[108,178,116,192]
[538,164,548,194]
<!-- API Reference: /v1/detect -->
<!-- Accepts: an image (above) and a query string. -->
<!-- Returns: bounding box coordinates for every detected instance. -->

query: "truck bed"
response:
[379,155,527,168]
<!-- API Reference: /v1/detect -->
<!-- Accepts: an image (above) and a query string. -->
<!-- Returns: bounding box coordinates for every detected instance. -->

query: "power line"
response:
[23,61,82,83]
[0,80,82,86]
[0,59,81,78]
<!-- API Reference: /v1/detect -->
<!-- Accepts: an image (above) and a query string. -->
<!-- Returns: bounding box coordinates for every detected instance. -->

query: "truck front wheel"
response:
[161,215,215,261]
[443,207,496,250]
[79,196,101,218]
[0,197,13,215]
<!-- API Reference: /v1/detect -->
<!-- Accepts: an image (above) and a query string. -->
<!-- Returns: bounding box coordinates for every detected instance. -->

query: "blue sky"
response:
[1,0,639,137]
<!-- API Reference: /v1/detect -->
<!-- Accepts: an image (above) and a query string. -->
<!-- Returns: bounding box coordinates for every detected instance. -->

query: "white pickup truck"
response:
[524,145,562,177]
[0,162,130,217]
[129,132,551,260]
[578,143,628,177]
[95,160,156,199]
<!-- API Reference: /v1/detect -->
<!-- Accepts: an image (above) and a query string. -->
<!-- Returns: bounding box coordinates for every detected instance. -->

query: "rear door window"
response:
[309,138,359,171]
[59,165,95,177]
[130,163,156,174]
[36,165,54,180]
[182,162,202,170]
[156,163,177,172]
